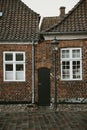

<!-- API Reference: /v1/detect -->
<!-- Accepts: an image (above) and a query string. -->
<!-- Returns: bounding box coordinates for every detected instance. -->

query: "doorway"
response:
[38,68,50,106]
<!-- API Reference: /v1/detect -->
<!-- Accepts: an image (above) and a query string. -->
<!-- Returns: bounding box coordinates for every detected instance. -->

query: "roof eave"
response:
[40,31,87,35]
[0,38,39,43]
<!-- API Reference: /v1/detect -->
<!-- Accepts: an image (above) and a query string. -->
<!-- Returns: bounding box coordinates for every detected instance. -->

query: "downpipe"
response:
[32,41,35,104]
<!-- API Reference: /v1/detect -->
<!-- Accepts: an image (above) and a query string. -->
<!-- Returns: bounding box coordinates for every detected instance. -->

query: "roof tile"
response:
[0,0,40,41]
[42,0,87,33]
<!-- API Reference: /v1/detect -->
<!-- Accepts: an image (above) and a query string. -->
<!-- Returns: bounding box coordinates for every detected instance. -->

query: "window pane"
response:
[4,52,25,81]
[5,53,13,61]
[16,72,24,80]
[16,64,23,71]
[16,53,23,61]
[62,61,70,69]
[62,61,70,79]
[62,74,70,79]
[72,50,80,58]
[62,50,69,58]
[5,72,13,80]
[72,61,80,79]
[5,64,13,71]
[61,48,82,80]
[16,64,24,80]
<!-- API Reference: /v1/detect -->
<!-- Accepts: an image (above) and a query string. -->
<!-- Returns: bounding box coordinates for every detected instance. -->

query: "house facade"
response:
[0,0,40,103]
[38,0,87,105]
[0,0,87,105]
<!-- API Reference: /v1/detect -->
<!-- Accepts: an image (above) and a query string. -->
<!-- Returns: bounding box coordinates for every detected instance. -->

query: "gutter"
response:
[32,40,35,104]
[40,31,87,35]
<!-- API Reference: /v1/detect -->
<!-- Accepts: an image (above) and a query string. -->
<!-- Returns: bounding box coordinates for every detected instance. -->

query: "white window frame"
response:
[0,12,3,17]
[61,48,82,81]
[3,51,25,82]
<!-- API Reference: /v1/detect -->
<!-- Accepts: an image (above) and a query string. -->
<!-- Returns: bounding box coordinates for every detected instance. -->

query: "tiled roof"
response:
[40,16,63,32]
[40,7,66,32]
[0,0,40,42]
[42,0,87,34]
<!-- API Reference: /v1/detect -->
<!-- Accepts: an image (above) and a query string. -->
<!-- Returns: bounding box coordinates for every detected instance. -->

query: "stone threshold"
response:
[0,104,87,113]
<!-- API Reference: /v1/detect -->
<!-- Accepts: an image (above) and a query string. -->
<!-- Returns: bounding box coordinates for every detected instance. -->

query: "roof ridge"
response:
[43,0,83,33]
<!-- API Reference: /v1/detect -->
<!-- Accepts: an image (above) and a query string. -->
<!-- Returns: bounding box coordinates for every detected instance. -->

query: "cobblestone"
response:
[57,104,87,111]
[0,105,87,130]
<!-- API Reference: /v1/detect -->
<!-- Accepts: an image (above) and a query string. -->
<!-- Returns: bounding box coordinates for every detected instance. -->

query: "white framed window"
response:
[3,52,25,81]
[0,12,3,17]
[61,48,82,80]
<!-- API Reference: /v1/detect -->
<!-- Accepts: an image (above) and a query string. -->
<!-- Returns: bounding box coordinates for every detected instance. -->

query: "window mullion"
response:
[13,63,15,81]
[3,51,25,82]
[13,53,15,81]
[61,48,82,81]
[69,49,72,80]
[70,61,73,80]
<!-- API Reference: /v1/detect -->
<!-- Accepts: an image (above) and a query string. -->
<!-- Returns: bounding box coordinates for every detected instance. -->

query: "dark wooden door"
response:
[38,68,50,106]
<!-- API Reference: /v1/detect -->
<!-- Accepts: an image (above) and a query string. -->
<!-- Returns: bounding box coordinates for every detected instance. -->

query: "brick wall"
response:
[35,39,87,102]
[58,39,87,98]
[0,39,87,102]
[35,41,52,102]
[0,44,32,102]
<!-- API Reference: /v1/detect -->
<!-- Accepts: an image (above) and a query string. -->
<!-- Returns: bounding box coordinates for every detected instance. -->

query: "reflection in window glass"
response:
[61,48,82,80]
[72,61,80,79]
[72,50,80,58]
[62,50,69,58]
[16,54,23,61]
[4,52,25,81]
[62,61,70,79]
[16,64,23,71]
[5,54,13,61]
[6,64,13,71]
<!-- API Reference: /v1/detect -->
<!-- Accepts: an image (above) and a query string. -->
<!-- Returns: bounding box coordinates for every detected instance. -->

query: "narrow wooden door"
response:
[38,68,50,106]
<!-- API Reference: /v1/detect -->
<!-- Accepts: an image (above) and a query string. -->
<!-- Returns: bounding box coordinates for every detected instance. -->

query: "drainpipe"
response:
[32,40,35,104]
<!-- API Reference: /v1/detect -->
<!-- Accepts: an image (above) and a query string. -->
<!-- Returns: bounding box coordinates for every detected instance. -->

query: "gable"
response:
[40,17,60,32]
[43,0,87,34]
[40,7,66,32]
[0,0,40,42]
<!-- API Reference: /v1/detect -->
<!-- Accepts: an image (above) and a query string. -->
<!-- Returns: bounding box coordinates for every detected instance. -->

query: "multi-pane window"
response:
[61,48,82,80]
[3,52,25,81]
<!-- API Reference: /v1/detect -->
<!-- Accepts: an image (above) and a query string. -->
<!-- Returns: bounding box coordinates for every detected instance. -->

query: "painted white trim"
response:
[0,12,3,17]
[0,42,38,45]
[3,51,26,82]
[44,34,87,40]
[61,48,82,81]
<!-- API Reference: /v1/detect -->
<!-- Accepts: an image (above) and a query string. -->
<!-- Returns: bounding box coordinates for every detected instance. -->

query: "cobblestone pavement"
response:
[0,107,87,130]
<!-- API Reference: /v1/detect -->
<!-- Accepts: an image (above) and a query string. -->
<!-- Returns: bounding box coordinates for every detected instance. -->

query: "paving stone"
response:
[0,106,87,130]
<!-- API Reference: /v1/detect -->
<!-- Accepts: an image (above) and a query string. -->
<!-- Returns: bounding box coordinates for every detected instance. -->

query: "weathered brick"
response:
[0,39,87,102]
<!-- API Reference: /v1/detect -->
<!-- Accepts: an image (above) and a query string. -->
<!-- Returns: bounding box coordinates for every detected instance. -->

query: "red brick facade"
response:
[39,0,87,103]
[57,39,87,99]
[0,44,32,102]
[0,39,87,103]
[0,0,87,104]
[35,39,87,103]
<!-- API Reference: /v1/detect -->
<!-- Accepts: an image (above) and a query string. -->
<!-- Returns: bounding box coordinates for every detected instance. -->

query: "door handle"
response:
[38,83,42,85]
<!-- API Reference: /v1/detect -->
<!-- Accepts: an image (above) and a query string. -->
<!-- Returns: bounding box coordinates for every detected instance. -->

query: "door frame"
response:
[38,67,50,106]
